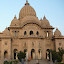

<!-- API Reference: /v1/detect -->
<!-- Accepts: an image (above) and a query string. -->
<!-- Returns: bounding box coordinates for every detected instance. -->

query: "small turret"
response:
[54,28,62,37]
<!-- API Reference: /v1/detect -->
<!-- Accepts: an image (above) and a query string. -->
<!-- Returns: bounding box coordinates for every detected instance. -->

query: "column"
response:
[26,52,28,60]
[16,51,18,60]
[47,52,49,60]
[40,52,41,59]
[33,52,35,59]
[50,52,52,61]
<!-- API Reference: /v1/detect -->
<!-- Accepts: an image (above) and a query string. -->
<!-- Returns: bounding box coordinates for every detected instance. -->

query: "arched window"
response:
[30,31,33,35]
[24,31,27,35]
[36,31,39,35]
[14,49,18,59]
[31,49,35,59]
[15,31,16,37]
[4,51,8,59]
[59,43,61,46]
[47,31,49,37]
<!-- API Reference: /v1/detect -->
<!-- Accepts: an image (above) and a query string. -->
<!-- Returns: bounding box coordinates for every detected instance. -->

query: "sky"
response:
[0,0,64,35]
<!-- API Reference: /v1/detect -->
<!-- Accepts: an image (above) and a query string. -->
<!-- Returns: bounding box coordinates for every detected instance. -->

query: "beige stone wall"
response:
[9,23,54,59]
[1,39,11,60]
[55,39,64,52]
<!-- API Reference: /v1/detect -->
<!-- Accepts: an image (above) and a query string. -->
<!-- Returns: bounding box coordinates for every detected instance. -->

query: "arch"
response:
[31,49,35,59]
[24,49,28,59]
[15,31,17,37]
[21,16,42,29]
[24,49,27,53]
[21,23,42,29]
[4,51,8,59]
[38,49,41,59]
[46,49,50,60]
[30,31,33,35]
[36,31,39,35]
[14,49,18,59]
[24,31,27,35]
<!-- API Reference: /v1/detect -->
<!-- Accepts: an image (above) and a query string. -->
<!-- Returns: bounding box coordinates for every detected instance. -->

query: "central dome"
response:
[19,2,36,19]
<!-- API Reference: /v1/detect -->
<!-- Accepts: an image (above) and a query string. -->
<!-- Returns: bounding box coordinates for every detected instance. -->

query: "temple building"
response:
[0,1,64,61]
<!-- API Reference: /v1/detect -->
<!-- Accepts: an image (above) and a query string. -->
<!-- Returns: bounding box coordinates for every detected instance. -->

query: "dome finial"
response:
[25,0,29,5]
[14,15,16,18]
[26,0,28,2]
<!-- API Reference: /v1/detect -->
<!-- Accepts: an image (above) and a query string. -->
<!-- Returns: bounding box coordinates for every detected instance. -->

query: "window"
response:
[5,43,7,45]
[36,31,39,35]
[47,32,49,37]
[30,31,33,35]
[15,31,16,36]
[32,42,34,47]
[24,31,27,35]
[59,43,61,46]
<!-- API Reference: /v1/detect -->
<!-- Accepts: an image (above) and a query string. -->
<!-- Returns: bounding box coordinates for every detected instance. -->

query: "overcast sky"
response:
[0,0,64,35]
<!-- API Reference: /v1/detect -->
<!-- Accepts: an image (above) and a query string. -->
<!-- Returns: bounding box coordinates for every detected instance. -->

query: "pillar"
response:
[26,52,28,59]
[50,52,52,61]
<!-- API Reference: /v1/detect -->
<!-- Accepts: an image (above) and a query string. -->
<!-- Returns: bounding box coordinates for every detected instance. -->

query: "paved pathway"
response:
[0,59,54,64]
[18,59,53,64]
[0,60,3,64]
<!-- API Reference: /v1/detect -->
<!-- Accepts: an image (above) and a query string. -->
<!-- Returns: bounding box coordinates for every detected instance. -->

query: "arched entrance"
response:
[14,49,18,59]
[24,49,28,59]
[46,49,50,60]
[38,49,41,59]
[31,49,35,59]
[4,51,8,59]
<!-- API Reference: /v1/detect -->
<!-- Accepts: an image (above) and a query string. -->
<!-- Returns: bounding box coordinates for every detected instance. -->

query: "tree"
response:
[48,48,64,62]
[17,51,26,62]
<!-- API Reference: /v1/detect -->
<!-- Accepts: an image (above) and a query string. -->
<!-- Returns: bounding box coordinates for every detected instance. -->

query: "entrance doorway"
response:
[46,49,50,60]
[31,49,35,59]
[4,51,8,59]
[14,49,18,59]
[24,49,28,59]
[38,49,41,59]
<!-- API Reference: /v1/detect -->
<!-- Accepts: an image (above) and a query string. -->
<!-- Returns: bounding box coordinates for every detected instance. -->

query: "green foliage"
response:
[13,60,18,64]
[55,62,64,64]
[4,60,18,64]
[4,61,9,64]
[17,51,26,62]
[9,61,13,64]
[48,48,64,62]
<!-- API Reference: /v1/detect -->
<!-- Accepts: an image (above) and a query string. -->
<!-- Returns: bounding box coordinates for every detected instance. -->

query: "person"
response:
[21,58,24,64]
[29,57,31,62]
[4,58,8,61]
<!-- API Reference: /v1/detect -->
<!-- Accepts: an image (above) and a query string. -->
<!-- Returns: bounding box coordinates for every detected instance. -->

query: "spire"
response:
[14,15,16,18]
[26,0,28,2]
[25,0,29,5]
[43,15,46,19]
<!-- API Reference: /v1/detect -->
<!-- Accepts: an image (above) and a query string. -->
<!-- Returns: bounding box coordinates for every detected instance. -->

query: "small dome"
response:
[10,16,19,27]
[3,28,10,36]
[41,16,50,27]
[19,2,36,19]
[54,28,61,37]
